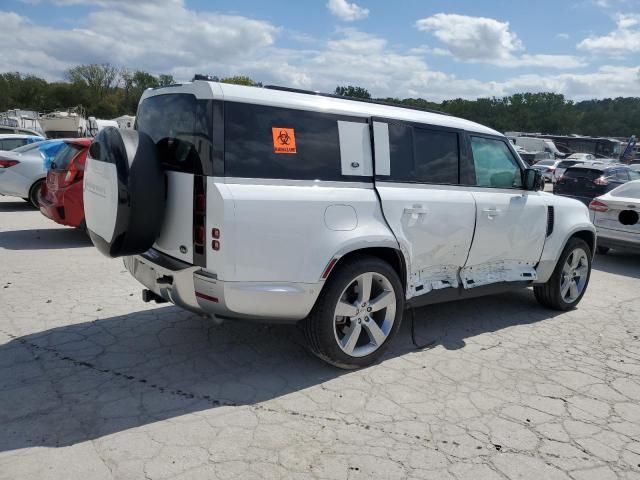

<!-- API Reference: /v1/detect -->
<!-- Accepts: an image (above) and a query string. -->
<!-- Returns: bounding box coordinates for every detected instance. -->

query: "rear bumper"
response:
[124,249,322,323]
[596,227,640,252]
[0,169,30,198]
[39,181,84,227]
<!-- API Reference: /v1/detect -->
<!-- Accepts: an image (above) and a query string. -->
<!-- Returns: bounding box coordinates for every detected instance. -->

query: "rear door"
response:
[373,119,476,298]
[461,135,547,288]
[135,93,214,265]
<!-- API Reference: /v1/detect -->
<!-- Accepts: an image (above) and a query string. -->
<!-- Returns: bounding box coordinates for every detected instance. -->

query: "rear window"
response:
[225,102,346,181]
[558,160,579,168]
[610,181,640,198]
[50,144,82,170]
[536,160,555,166]
[11,142,42,154]
[136,93,213,174]
[563,168,603,180]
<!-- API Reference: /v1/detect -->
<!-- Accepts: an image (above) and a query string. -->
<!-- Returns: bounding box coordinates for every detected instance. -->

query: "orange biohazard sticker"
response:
[272,127,297,154]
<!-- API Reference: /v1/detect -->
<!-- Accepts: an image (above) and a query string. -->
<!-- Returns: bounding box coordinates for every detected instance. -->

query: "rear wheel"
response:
[596,246,609,255]
[28,179,44,208]
[534,238,591,310]
[302,256,404,369]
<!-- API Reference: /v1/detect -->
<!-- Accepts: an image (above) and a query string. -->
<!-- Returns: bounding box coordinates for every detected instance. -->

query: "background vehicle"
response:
[528,135,622,159]
[589,180,640,254]
[39,138,91,228]
[554,163,640,205]
[553,158,588,183]
[515,137,563,158]
[531,159,562,181]
[520,151,553,166]
[83,81,596,369]
[0,134,44,151]
[0,139,65,207]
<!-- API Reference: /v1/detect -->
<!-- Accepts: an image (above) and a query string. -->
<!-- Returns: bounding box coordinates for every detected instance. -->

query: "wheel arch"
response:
[570,229,595,257]
[321,245,407,292]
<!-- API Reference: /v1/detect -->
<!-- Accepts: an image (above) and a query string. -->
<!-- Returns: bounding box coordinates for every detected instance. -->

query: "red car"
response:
[39,138,92,229]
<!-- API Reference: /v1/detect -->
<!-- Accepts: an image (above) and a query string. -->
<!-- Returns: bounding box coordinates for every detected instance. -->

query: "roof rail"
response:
[262,84,450,116]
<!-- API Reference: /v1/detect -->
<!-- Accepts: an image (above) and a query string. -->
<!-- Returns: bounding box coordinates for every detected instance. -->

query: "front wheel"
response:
[302,256,404,369]
[534,238,592,311]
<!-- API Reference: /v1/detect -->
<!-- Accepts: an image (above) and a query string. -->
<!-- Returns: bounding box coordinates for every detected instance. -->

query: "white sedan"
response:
[0,139,65,207]
[589,180,640,254]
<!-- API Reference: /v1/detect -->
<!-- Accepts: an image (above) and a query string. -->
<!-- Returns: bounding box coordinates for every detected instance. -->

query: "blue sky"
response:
[2,0,639,100]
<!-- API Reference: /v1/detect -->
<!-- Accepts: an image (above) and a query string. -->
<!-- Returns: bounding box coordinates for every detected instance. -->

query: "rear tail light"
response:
[194,225,205,246]
[0,159,19,168]
[589,199,609,212]
[593,176,609,186]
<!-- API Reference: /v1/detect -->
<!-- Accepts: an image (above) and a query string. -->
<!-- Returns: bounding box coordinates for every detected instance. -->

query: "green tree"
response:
[220,75,261,86]
[334,85,371,99]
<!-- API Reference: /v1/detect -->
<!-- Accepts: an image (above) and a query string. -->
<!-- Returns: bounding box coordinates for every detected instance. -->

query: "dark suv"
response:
[554,163,640,205]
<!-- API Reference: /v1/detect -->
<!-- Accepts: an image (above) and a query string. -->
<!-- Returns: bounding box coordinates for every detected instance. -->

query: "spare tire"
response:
[84,127,165,258]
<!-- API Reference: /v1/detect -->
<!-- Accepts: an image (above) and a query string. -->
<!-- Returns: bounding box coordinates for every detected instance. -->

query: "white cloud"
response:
[1,4,638,102]
[416,13,586,69]
[326,0,369,21]
[0,3,278,79]
[557,33,570,39]
[578,13,640,54]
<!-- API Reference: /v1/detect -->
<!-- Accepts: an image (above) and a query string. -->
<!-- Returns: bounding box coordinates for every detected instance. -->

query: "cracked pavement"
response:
[1,195,640,480]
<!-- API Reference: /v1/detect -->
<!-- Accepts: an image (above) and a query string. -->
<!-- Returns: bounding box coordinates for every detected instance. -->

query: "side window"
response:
[629,169,640,180]
[614,169,630,181]
[470,136,523,188]
[225,102,344,180]
[0,138,26,150]
[387,123,459,184]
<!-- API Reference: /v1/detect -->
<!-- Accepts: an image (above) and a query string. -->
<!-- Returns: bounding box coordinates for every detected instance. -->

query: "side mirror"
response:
[524,168,544,191]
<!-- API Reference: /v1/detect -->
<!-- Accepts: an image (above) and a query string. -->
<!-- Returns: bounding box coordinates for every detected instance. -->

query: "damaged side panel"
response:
[460,261,537,289]
[408,264,460,297]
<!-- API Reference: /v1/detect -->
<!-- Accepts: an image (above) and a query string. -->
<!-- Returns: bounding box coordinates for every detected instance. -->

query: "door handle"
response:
[482,207,502,217]
[404,206,429,215]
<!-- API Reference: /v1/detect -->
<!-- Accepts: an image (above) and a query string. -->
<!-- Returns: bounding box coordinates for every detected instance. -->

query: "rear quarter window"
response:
[224,102,348,181]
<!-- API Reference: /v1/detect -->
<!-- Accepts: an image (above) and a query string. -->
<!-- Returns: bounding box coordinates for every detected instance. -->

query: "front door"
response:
[373,120,476,298]
[461,135,548,288]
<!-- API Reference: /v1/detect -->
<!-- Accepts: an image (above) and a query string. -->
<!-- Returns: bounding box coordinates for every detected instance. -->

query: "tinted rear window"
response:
[558,160,579,168]
[50,144,82,170]
[225,102,345,180]
[136,94,213,174]
[563,168,603,180]
[386,123,459,184]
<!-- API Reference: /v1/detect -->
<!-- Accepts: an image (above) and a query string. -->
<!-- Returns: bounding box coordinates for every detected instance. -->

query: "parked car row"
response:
[0,136,90,228]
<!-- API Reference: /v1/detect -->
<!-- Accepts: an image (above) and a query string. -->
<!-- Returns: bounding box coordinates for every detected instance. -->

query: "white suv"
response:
[83,80,596,369]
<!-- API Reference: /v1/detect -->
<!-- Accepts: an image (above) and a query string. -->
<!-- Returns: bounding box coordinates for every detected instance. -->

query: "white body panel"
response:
[375,183,475,297]
[83,158,118,242]
[462,188,548,286]
[217,179,396,283]
[153,171,194,263]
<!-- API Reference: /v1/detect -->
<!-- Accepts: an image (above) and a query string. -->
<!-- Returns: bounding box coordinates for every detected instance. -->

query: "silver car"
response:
[589,180,640,254]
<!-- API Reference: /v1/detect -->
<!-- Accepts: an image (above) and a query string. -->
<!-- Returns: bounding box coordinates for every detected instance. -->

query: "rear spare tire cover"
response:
[84,127,165,257]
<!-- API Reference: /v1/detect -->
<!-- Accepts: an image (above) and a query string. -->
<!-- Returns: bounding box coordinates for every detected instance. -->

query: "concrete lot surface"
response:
[1,195,640,480]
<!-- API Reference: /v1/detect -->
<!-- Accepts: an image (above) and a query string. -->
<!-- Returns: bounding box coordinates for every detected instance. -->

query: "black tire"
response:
[534,237,592,311]
[596,246,609,255]
[28,179,44,208]
[302,256,404,369]
[84,127,165,257]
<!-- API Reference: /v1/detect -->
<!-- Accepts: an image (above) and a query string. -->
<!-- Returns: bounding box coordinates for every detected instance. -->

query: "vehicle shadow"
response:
[0,200,35,212]
[0,289,554,453]
[592,250,640,279]
[0,228,91,250]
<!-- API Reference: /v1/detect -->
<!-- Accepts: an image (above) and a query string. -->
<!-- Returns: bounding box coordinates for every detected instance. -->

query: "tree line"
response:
[1,64,638,137]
